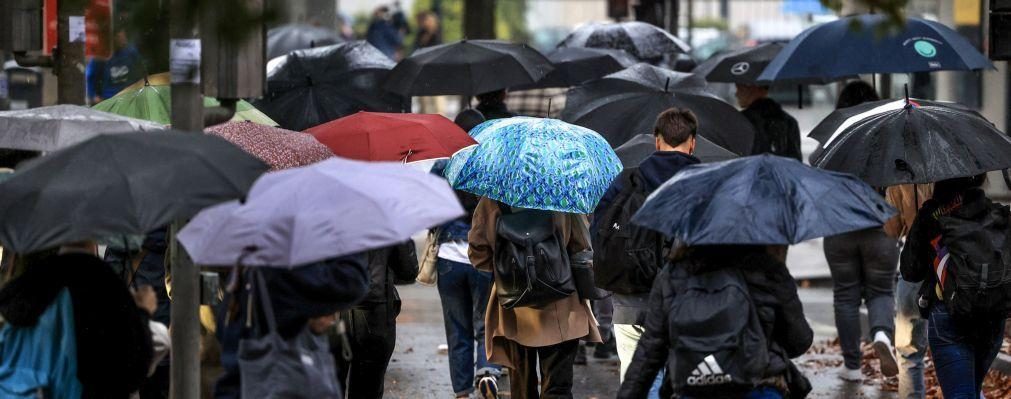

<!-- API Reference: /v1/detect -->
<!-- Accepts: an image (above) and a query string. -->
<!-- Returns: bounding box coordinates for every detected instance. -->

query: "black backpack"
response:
[493,204,575,309]
[593,168,667,294]
[668,265,769,396]
[937,202,1011,320]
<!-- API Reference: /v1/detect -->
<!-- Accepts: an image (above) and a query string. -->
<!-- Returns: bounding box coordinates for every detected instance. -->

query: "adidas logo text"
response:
[686,355,732,386]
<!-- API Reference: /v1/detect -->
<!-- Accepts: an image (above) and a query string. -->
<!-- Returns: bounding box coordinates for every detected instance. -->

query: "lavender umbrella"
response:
[178,157,464,268]
[206,121,333,170]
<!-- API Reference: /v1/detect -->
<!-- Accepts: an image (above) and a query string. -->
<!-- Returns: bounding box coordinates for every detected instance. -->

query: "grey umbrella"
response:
[0,105,165,152]
[267,24,342,60]
[615,134,739,168]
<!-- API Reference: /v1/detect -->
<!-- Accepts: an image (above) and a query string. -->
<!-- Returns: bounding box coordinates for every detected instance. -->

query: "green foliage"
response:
[820,0,908,33]
[407,0,529,51]
[693,18,729,31]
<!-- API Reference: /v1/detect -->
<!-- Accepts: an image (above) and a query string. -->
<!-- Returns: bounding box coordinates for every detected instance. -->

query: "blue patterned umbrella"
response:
[446,117,622,214]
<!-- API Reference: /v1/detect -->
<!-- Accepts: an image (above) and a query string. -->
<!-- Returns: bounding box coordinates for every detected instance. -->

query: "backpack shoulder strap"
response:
[496,200,512,216]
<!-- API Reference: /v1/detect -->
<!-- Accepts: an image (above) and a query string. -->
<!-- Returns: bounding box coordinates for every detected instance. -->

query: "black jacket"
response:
[359,241,419,307]
[618,247,813,398]
[475,101,516,121]
[900,188,994,316]
[743,98,802,161]
[0,253,153,399]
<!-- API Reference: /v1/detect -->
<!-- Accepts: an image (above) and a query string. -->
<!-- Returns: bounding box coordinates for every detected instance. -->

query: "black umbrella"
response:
[557,21,690,61]
[266,24,342,60]
[561,64,755,155]
[383,40,554,96]
[614,134,739,168]
[0,133,268,253]
[809,98,1011,186]
[256,41,405,131]
[694,43,795,85]
[517,47,636,89]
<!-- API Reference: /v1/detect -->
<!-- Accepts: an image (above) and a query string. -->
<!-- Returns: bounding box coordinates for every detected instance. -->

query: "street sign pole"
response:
[55,0,85,105]
[169,0,202,397]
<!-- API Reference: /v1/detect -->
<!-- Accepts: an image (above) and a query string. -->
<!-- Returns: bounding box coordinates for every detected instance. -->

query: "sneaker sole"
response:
[478,380,498,399]
[872,341,899,377]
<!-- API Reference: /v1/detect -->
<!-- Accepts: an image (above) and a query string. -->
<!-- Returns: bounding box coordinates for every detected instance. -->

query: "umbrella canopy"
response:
[206,122,333,170]
[808,99,1011,186]
[561,64,755,154]
[446,117,621,214]
[557,21,691,61]
[94,75,278,126]
[178,157,464,268]
[757,14,993,83]
[383,39,554,96]
[0,105,164,152]
[694,43,799,85]
[305,112,477,163]
[633,154,896,245]
[614,134,739,168]
[0,133,268,253]
[517,47,637,89]
[267,23,342,60]
[256,41,405,131]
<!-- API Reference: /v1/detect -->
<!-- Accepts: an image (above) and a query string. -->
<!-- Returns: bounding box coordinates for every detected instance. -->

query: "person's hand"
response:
[132,285,158,316]
[308,314,337,335]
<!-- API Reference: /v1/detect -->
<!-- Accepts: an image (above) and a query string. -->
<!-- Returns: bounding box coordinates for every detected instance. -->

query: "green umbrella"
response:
[93,74,278,127]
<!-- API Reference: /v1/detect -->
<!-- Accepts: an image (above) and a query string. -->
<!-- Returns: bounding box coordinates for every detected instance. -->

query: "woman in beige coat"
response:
[468,197,602,399]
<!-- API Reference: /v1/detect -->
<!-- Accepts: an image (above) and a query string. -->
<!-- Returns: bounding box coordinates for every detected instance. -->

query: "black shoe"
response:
[574,344,587,365]
[593,337,617,359]
[477,375,499,399]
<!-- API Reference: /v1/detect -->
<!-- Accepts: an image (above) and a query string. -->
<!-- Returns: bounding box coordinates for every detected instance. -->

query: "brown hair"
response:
[653,107,698,147]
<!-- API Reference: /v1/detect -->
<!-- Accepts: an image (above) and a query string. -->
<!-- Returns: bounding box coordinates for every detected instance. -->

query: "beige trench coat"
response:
[468,198,602,368]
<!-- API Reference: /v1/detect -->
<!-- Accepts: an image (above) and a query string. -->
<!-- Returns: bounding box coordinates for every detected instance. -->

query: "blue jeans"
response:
[436,258,501,395]
[927,302,1006,399]
[683,386,783,399]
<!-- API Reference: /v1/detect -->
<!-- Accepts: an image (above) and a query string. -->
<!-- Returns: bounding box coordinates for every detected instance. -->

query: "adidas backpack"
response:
[937,201,1011,320]
[668,265,769,395]
[593,168,667,294]
[493,204,575,309]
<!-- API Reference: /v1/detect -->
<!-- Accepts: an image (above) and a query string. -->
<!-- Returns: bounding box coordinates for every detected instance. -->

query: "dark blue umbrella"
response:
[757,14,992,83]
[632,155,895,245]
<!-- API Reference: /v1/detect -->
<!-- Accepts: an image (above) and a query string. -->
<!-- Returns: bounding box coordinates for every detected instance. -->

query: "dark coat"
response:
[618,247,813,399]
[359,241,419,307]
[475,101,516,121]
[0,253,154,399]
[743,98,802,161]
[592,150,700,232]
[213,254,370,399]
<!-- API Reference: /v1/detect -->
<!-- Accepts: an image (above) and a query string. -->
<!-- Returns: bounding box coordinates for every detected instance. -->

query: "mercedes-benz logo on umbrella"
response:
[731,62,750,75]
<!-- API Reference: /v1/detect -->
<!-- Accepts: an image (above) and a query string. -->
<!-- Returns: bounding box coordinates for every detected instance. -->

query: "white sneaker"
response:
[839,367,863,382]
[872,332,899,377]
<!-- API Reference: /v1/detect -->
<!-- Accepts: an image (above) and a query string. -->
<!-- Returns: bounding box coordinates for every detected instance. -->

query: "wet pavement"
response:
[384,283,897,398]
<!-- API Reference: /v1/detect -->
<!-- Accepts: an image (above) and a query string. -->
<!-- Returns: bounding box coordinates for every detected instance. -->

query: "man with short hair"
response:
[736,84,802,161]
[592,107,700,399]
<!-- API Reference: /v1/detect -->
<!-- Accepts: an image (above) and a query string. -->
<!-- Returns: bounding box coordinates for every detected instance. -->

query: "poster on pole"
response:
[69,16,86,43]
[170,39,202,84]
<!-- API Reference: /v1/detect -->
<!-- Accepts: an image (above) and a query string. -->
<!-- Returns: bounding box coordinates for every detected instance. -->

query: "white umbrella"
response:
[0,105,164,151]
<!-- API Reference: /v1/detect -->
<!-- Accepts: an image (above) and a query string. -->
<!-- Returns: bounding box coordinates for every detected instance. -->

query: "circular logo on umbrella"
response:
[731,62,750,75]
[914,40,937,58]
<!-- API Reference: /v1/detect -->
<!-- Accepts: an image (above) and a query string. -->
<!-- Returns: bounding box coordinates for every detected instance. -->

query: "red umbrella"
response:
[304,112,477,162]
[206,121,333,170]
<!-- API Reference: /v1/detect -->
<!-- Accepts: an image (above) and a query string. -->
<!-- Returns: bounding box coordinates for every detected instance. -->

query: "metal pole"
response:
[56,0,86,105]
[169,0,202,397]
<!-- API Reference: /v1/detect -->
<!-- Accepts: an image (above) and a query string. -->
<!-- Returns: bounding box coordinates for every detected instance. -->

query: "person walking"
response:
[413,10,444,114]
[885,184,933,399]
[592,107,701,398]
[900,174,1010,398]
[96,27,145,101]
[469,199,601,399]
[617,245,813,399]
[736,84,801,161]
[821,80,901,382]
[366,6,403,60]
[430,109,503,399]
[335,241,418,399]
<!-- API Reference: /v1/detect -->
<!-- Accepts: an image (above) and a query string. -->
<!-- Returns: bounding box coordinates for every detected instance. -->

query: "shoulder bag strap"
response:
[251,269,279,334]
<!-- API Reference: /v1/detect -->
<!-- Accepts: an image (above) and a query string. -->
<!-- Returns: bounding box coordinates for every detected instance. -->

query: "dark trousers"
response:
[824,228,898,369]
[507,339,579,399]
[928,302,1006,399]
[436,258,500,395]
[335,303,398,399]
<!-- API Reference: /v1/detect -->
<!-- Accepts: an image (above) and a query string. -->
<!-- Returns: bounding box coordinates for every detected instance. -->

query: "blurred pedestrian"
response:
[95,27,145,101]
[885,184,933,399]
[426,109,503,399]
[335,242,419,399]
[366,6,403,60]
[213,255,370,399]
[617,245,813,399]
[475,90,516,120]
[736,84,801,161]
[469,198,602,399]
[414,11,442,49]
[592,107,701,398]
[0,242,154,399]
[822,80,900,382]
[900,174,1010,398]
